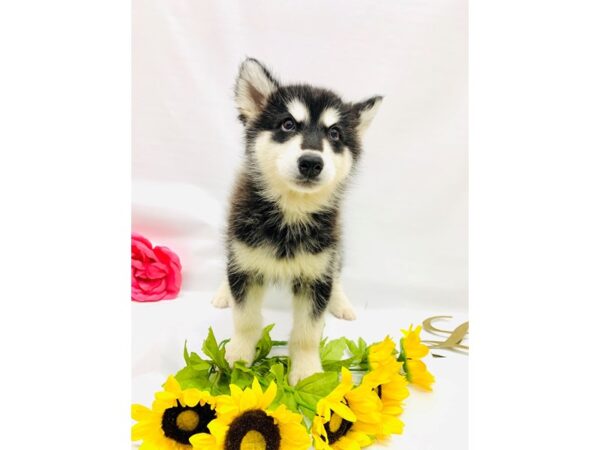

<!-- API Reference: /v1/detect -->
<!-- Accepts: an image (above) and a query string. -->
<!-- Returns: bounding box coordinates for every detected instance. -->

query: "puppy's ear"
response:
[351,96,383,137]
[235,58,279,124]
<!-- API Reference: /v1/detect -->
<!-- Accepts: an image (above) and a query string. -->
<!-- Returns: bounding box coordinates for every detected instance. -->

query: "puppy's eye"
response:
[281,118,296,132]
[328,127,340,141]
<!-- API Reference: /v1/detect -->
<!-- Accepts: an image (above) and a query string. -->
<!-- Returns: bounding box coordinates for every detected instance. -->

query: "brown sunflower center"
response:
[225,409,281,450]
[161,401,216,445]
[376,384,383,398]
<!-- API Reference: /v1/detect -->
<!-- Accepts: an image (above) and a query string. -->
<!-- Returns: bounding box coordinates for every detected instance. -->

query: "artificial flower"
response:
[362,337,409,440]
[190,378,311,450]
[367,336,398,371]
[131,232,182,302]
[400,325,435,391]
[312,368,381,450]
[132,375,217,449]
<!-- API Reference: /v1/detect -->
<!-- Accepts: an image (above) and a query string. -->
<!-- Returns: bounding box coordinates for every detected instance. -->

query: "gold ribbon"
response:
[421,316,469,352]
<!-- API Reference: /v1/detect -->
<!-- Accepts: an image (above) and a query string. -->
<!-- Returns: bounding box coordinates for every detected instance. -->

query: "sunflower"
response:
[400,325,435,391]
[312,367,382,450]
[366,336,398,371]
[190,378,311,450]
[361,337,409,440]
[132,375,217,450]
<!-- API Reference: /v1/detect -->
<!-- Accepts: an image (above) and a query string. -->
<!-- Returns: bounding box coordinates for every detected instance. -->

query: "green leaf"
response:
[323,356,358,371]
[184,340,191,365]
[344,337,369,369]
[277,390,298,411]
[253,324,275,363]
[294,390,318,411]
[202,327,230,373]
[320,338,347,363]
[211,374,232,395]
[345,337,358,356]
[233,361,253,372]
[175,366,211,390]
[295,371,339,395]
[186,351,211,370]
[299,404,315,421]
[231,367,254,389]
[191,359,212,371]
[292,371,339,412]
[269,363,286,387]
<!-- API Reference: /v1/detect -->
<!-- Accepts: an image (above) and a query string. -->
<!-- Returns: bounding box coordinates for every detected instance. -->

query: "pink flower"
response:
[131,233,182,302]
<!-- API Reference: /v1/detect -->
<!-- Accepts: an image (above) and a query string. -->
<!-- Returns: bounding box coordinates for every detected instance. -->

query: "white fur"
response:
[231,240,333,281]
[253,132,354,222]
[236,60,278,122]
[287,99,309,123]
[211,280,233,308]
[356,97,382,137]
[328,279,356,320]
[288,293,325,385]
[320,107,340,127]
[225,283,265,365]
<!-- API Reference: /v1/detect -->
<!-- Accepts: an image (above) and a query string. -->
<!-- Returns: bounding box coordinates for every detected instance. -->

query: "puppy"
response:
[212,58,382,385]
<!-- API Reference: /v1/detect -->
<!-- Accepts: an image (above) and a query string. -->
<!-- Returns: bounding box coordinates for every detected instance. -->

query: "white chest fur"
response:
[231,240,333,281]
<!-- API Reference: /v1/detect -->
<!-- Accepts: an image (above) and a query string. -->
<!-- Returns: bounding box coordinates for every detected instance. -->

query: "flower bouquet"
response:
[132,324,435,450]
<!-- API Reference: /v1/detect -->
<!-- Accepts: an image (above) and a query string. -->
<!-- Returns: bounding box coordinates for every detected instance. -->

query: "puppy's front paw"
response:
[211,282,233,309]
[288,355,323,386]
[225,339,256,367]
[329,303,357,321]
[328,285,357,321]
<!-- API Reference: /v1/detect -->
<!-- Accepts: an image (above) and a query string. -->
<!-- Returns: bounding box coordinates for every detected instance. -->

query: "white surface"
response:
[133,0,468,311]
[132,0,467,448]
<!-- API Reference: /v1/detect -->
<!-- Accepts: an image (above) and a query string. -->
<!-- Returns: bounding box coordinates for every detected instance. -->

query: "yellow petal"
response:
[251,378,262,396]
[382,415,404,435]
[131,421,157,441]
[208,418,229,441]
[131,404,153,421]
[182,389,203,407]
[336,436,361,450]
[260,381,277,409]
[280,422,312,450]
[139,441,162,450]
[270,404,298,425]
[154,391,177,404]
[340,367,352,385]
[163,375,182,394]
[240,386,259,412]
[330,402,356,423]
[348,430,372,446]
[189,433,216,449]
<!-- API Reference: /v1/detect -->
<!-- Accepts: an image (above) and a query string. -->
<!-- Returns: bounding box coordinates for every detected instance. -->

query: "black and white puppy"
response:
[212,58,382,385]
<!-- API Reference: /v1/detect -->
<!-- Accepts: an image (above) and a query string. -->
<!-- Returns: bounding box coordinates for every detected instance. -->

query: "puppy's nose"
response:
[298,154,323,178]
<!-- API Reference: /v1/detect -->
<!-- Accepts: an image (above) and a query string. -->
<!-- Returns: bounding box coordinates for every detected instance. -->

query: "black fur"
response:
[292,276,334,317]
[228,173,338,259]
[248,85,365,158]
[227,261,264,304]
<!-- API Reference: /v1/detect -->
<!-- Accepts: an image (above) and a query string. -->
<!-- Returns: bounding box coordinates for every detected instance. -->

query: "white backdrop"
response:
[132,1,467,449]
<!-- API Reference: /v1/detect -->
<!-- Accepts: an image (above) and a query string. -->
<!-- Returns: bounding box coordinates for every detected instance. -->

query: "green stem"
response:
[210,370,223,393]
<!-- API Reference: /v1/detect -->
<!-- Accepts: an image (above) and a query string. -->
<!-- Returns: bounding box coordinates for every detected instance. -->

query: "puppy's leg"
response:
[328,278,357,321]
[224,270,265,366]
[288,277,331,385]
[211,280,233,308]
